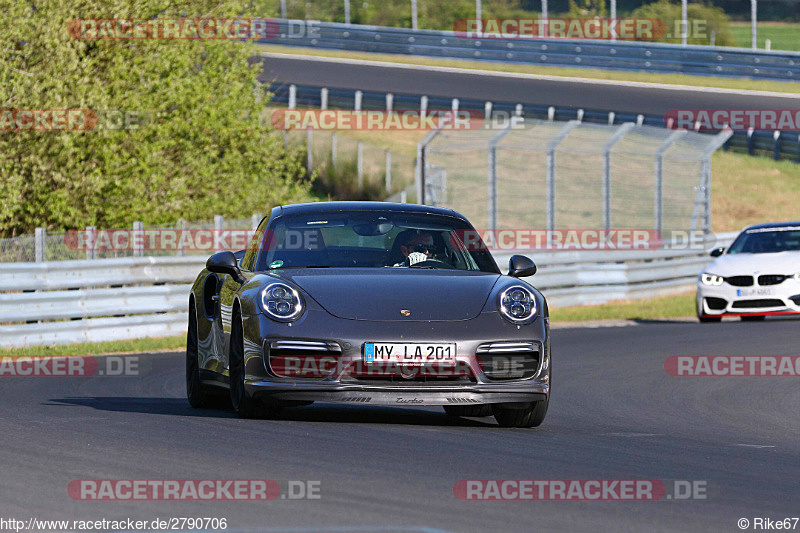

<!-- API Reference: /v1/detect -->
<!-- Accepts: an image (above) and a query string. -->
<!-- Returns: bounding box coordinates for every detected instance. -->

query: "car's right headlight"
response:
[260,282,304,322]
[700,273,724,286]
[498,285,538,324]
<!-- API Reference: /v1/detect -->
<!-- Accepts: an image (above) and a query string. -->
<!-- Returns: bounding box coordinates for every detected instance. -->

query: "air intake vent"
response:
[265,339,341,379]
[476,341,540,380]
[731,299,784,309]
[758,275,788,286]
[726,276,754,287]
[704,297,727,311]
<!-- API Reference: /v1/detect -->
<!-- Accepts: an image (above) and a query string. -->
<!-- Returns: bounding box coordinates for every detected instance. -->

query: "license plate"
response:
[363,343,457,365]
[736,288,775,297]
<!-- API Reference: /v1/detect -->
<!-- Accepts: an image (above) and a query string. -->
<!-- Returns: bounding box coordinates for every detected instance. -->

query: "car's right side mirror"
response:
[709,247,725,257]
[508,255,537,277]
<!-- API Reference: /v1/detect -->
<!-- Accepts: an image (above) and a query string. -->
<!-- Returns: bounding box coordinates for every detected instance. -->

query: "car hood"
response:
[706,251,800,277]
[275,268,501,321]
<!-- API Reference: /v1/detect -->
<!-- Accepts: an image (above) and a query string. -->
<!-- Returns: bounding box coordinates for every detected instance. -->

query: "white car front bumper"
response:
[696,276,800,317]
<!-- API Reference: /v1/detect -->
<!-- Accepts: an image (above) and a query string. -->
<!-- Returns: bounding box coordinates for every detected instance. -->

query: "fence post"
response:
[320,87,328,110]
[545,121,581,238]
[331,132,337,168]
[288,84,296,109]
[132,221,143,257]
[416,129,442,205]
[177,218,186,257]
[214,215,224,252]
[420,95,428,119]
[306,128,313,172]
[654,130,687,235]
[35,227,46,263]
[354,90,362,111]
[357,142,364,190]
[386,93,394,112]
[747,128,755,155]
[773,130,781,160]
[601,123,634,232]
[487,117,521,232]
[385,149,392,193]
[86,226,96,260]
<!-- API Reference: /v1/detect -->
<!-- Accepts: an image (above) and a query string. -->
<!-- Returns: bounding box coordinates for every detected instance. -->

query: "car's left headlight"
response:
[498,285,538,324]
[260,282,304,322]
[700,272,724,286]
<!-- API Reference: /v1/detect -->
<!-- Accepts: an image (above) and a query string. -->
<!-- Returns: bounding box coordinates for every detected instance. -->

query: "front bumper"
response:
[696,279,800,317]
[240,308,550,406]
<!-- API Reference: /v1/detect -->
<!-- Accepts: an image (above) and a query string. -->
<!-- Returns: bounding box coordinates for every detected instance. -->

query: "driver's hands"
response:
[407,252,428,266]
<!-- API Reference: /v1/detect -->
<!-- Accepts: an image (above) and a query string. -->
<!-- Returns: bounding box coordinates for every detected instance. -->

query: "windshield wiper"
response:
[268,265,332,270]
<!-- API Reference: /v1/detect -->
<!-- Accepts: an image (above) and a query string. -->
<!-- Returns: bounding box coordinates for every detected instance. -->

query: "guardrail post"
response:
[133,221,143,257]
[602,123,634,232]
[280,0,286,18]
[86,226,96,260]
[547,106,555,121]
[344,0,351,25]
[773,130,781,160]
[320,87,328,110]
[357,141,364,190]
[288,84,296,110]
[177,219,186,257]
[354,90,362,111]
[386,93,393,112]
[747,128,755,155]
[515,104,523,117]
[35,227,45,263]
[385,150,392,193]
[545,121,580,239]
[331,132,337,168]
[654,130,687,235]
[451,98,459,114]
[484,101,493,120]
[420,96,428,119]
[608,112,615,125]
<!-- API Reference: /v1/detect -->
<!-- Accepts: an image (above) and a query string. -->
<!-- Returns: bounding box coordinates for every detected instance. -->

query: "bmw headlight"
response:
[700,273,724,286]
[260,282,304,322]
[498,286,538,324]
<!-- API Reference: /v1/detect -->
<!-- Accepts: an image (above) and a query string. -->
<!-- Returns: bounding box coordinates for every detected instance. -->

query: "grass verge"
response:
[549,291,695,322]
[730,22,800,52]
[256,44,800,94]
[0,335,185,358]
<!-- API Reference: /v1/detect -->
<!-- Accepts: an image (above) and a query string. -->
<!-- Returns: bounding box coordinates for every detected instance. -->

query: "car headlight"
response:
[700,273,724,286]
[498,286,538,324]
[260,282,304,322]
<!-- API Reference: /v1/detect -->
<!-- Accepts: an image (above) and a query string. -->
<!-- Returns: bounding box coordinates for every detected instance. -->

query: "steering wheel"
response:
[409,258,451,268]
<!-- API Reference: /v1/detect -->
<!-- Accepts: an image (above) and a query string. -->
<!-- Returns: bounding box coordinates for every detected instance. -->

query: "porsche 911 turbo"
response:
[186,201,550,427]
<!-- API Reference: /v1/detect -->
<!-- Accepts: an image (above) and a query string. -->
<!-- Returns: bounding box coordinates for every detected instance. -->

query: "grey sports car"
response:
[186,202,550,427]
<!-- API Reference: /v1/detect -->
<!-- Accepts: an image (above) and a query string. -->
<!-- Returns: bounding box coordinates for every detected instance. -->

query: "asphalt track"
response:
[2,320,799,532]
[256,53,800,116]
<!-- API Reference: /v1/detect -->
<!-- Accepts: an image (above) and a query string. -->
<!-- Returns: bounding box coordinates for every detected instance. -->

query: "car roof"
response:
[275,201,462,219]
[743,221,800,231]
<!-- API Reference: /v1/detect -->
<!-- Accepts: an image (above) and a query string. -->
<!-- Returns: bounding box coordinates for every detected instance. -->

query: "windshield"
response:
[254,210,499,273]
[727,227,800,254]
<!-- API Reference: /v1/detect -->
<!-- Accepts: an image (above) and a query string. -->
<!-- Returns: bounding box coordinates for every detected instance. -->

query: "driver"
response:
[394,229,435,267]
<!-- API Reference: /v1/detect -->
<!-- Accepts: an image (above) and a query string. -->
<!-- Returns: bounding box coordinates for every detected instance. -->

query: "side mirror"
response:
[207,251,246,284]
[709,247,725,257]
[508,255,537,278]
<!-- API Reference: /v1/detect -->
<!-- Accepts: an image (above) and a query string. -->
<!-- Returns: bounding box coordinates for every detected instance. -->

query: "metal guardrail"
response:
[0,235,736,347]
[266,20,800,81]
[268,83,800,163]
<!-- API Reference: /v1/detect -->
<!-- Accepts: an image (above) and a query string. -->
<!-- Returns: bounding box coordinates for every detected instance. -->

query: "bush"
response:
[631,0,735,46]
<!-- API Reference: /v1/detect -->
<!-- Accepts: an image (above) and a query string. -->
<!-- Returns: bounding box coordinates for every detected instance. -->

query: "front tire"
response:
[229,310,280,419]
[443,405,493,417]
[493,398,549,428]
[186,305,211,408]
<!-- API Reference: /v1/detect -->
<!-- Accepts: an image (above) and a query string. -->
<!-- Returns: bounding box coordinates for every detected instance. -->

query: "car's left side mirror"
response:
[508,255,537,277]
[709,247,725,257]
[207,251,246,284]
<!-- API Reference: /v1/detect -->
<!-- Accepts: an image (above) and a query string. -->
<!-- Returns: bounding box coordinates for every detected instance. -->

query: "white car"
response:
[697,222,800,322]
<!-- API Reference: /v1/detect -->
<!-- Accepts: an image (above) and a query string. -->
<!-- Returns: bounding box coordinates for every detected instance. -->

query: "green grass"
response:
[257,44,800,94]
[549,291,695,322]
[0,335,185,357]
[730,22,800,52]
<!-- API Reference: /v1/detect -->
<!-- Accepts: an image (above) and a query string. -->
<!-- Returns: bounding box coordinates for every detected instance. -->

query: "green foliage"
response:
[567,0,607,18]
[631,0,735,46]
[312,154,388,202]
[0,0,313,237]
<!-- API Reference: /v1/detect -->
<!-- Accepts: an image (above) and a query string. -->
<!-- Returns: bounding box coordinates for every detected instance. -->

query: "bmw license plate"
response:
[736,288,775,297]
[364,343,457,365]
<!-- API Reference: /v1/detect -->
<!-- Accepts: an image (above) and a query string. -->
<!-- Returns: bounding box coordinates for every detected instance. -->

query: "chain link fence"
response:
[419,118,732,236]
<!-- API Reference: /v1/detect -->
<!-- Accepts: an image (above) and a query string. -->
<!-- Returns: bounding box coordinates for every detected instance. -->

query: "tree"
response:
[0,0,312,236]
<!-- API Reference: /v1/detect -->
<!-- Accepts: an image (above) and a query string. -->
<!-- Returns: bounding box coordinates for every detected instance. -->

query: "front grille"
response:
[704,297,727,311]
[265,339,342,379]
[758,275,788,286]
[731,299,784,309]
[726,276,754,287]
[476,341,540,381]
